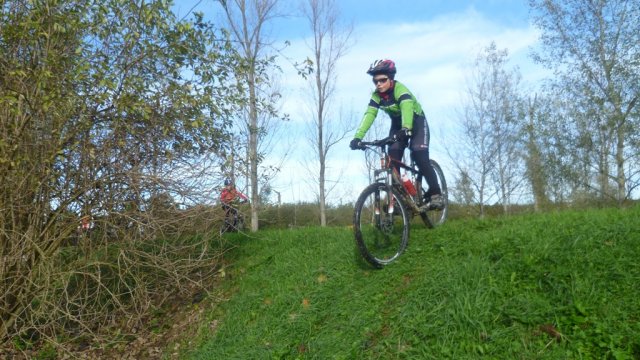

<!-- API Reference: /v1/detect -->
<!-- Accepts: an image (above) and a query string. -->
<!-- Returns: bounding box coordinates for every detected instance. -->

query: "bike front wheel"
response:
[353,183,410,268]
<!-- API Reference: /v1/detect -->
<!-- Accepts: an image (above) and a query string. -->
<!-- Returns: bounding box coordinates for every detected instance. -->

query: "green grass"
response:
[182,206,640,359]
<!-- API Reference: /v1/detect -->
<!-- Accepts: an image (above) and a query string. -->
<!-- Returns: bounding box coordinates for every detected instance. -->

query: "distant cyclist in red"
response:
[220,178,248,232]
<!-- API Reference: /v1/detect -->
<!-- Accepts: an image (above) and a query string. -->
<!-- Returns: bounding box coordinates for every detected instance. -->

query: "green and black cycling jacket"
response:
[354,80,425,139]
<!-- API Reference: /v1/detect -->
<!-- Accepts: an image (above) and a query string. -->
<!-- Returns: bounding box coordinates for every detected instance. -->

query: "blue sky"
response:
[173,0,548,204]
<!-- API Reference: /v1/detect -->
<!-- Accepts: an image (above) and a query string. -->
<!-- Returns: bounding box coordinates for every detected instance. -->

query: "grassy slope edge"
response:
[181,206,640,359]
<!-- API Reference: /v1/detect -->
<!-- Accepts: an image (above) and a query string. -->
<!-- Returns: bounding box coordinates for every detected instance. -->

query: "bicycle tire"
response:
[353,182,410,268]
[219,220,229,235]
[220,208,242,235]
[416,159,449,228]
[235,213,244,232]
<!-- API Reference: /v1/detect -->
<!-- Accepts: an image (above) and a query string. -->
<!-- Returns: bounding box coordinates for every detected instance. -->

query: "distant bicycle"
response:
[353,136,448,268]
[219,201,246,235]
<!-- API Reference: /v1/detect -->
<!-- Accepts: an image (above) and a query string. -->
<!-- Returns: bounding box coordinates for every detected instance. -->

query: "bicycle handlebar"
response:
[359,136,396,148]
[359,137,412,173]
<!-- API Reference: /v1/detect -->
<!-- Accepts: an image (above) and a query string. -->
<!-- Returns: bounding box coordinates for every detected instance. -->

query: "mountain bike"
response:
[219,202,246,235]
[353,136,448,268]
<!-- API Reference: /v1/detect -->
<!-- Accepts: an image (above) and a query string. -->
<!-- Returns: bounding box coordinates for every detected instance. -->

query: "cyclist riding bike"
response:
[220,178,249,231]
[349,59,443,210]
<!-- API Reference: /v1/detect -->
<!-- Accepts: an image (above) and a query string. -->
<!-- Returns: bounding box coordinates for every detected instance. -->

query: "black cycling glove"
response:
[393,127,412,142]
[349,138,364,150]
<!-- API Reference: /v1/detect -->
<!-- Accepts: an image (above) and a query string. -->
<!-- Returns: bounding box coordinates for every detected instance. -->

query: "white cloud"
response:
[268,7,546,204]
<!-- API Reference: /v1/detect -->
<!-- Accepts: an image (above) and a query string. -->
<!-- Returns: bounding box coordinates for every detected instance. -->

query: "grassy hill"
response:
[180,206,640,359]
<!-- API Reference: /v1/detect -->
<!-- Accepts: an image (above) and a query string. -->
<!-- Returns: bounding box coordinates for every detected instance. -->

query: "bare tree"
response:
[218,0,284,231]
[530,0,640,204]
[453,170,476,209]
[454,42,523,217]
[300,0,352,226]
[224,79,289,208]
[453,109,494,217]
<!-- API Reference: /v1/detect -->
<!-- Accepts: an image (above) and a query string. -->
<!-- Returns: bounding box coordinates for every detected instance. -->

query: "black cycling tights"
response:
[389,148,441,197]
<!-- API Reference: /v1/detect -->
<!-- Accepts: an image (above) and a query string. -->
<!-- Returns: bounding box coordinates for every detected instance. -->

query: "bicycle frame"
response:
[220,202,245,235]
[365,137,421,215]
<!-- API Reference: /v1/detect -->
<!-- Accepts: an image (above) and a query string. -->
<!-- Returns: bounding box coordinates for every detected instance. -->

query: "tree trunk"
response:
[249,69,260,232]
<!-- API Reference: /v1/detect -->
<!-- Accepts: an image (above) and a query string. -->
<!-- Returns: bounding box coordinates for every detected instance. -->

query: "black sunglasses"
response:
[373,77,389,85]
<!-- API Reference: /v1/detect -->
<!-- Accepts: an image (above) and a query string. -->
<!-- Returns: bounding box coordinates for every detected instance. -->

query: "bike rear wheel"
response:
[417,159,449,228]
[219,221,229,235]
[353,183,410,268]
[219,208,243,235]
